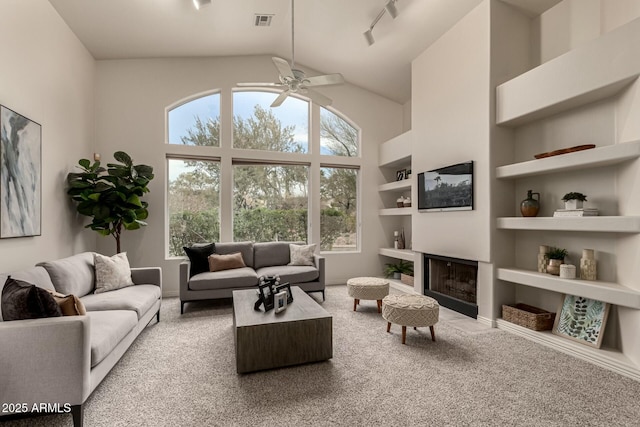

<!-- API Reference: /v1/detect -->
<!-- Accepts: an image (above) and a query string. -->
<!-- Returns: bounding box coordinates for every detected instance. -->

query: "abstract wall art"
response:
[0,105,41,238]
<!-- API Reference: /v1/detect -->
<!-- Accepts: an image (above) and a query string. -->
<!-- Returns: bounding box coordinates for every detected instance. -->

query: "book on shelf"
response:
[553,208,599,217]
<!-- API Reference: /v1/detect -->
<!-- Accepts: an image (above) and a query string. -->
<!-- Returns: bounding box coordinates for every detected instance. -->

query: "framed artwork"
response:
[395,169,406,181]
[258,281,275,312]
[275,282,293,304]
[0,105,41,238]
[274,291,288,313]
[552,295,610,348]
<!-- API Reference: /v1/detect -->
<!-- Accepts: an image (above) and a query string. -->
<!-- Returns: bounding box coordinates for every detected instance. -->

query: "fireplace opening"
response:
[424,254,478,318]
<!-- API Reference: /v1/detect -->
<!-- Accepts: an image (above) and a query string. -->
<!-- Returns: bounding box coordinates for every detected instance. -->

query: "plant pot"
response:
[393,272,401,280]
[547,259,562,276]
[564,200,583,210]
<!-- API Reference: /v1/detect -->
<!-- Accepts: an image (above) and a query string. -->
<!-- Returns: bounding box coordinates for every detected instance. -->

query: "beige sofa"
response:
[0,252,161,427]
[180,241,325,314]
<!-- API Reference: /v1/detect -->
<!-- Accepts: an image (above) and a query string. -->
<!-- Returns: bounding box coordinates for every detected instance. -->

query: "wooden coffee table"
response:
[232,286,333,374]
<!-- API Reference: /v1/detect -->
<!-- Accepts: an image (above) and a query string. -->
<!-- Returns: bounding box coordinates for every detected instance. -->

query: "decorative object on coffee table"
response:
[520,190,540,217]
[274,282,293,304]
[561,192,587,210]
[537,245,549,273]
[347,277,389,313]
[274,291,288,313]
[382,294,439,345]
[580,249,597,280]
[552,294,610,348]
[545,247,567,276]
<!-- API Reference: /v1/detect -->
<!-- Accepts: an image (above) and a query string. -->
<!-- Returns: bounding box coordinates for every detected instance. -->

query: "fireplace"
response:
[423,254,478,318]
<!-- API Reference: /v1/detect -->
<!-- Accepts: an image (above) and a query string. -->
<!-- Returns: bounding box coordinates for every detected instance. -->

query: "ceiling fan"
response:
[237,0,344,108]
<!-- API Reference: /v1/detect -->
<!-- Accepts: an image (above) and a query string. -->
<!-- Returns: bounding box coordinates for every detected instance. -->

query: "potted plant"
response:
[546,247,568,276]
[66,151,154,254]
[562,192,587,210]
[384,260,413,280]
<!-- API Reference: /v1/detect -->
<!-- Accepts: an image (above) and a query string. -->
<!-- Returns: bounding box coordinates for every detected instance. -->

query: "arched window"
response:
[167,93,220,146]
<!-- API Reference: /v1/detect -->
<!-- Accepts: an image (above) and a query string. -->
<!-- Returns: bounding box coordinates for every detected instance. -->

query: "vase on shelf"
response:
[393,231,400,249]
[580,249,597,280]
[537,245,549,273]
[520,190,540,217]
[547,259,562,276]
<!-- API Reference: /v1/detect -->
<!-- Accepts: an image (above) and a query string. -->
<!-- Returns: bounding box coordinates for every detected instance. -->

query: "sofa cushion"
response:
[94,253,134,294]
[37,252,95,297]
[254,241,303,269]
[255,265,319,285]
[0,267,56,322]
[188,267,258,291]
[184,243,216,278]
[87,310,137,367]
[81,285,161,320]
[208,252,246,272]
[214,242,254,268]
[288,243,317,266]
[46,289,87,316]
[1,277,62,321]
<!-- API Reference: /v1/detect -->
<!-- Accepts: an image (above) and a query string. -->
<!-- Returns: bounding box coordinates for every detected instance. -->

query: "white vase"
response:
[537,245,549,273]
[564,200,583,210]
[580,249,597,280]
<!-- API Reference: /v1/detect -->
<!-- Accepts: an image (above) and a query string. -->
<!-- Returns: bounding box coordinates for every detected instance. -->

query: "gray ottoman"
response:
[346,277,389,313]
[382,294,439,344]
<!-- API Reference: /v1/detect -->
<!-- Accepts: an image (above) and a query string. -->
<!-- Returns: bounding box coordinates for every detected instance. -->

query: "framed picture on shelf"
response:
[275,282,294,304]
[552,294,610,348]
[274,291,288,313]
[396,169,406,181]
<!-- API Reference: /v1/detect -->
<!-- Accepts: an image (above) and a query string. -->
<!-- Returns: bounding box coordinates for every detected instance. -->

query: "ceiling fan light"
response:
[193,0,211,10]
[364,29,375,46]
[385,1,398,19]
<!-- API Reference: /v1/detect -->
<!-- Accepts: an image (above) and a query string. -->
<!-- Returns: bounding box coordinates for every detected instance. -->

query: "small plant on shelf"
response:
[545,247,568,276]
[384,260,413,279]
[561,192,587,210]
[546,247,568,260]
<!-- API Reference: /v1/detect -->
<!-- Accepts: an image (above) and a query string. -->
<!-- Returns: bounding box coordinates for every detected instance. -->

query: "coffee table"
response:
[233,286,332,374]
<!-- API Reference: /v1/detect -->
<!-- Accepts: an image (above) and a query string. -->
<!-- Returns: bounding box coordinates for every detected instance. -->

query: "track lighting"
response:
[192,0,211,10]
[363,0,400,46]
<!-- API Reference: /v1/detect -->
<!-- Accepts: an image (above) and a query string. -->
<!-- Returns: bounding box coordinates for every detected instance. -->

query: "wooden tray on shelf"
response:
[534,144,596,159]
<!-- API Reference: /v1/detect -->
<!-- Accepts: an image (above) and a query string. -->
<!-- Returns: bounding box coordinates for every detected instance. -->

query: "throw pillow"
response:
[183,243,216,277]
[46,289,86,316]
[208,252,246,272]
[288,243,316,266]
[94,252,134,294]
[1,276,62,321]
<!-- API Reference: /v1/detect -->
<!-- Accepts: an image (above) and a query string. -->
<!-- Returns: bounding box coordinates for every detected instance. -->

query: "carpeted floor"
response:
[3,284,640,426]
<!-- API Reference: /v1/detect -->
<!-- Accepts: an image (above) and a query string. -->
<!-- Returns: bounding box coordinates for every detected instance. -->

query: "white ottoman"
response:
[346,277,390,313]
[382,294,439,344]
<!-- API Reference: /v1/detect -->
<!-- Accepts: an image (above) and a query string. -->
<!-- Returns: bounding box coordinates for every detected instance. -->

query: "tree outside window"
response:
[320,167,358,251]
[168,93,220,146]
[320,107,358,157]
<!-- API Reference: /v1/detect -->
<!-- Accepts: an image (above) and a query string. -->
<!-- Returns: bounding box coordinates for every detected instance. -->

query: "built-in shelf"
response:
[378,180,411,192]
[379,131,412,167]
[496,141,640,179]
[496,319,639,382]
[496,216,640,233]
[378,247,415,261]
[497,268,640,309]
[378,276,418,294]
[379,208,411,216]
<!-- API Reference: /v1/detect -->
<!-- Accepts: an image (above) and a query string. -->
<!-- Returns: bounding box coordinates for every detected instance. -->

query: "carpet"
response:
[3,285,639,426]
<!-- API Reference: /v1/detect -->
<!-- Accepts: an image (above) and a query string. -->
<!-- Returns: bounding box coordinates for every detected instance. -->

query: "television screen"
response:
[418,161,473,212]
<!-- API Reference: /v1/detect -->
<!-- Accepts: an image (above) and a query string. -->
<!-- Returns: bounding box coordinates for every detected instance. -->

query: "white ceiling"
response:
[49,0,561,104]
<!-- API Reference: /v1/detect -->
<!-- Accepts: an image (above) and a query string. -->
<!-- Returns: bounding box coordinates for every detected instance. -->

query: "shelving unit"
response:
[379,208,411,216]
[378,247,415,261]
[496,216,640,233]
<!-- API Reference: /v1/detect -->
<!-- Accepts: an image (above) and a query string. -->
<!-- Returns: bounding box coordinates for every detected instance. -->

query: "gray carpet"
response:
[3,285,640,426]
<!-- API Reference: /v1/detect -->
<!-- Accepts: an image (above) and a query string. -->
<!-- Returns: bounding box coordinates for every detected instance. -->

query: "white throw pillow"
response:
[94,252,134,294]
[288,244,316,266]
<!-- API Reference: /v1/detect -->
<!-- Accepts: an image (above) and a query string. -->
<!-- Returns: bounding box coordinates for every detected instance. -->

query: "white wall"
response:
[0,0,95,272]
[94,56,403,295]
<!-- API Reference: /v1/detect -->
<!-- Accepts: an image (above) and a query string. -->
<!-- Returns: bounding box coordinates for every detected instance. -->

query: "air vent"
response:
[254,14,274,27]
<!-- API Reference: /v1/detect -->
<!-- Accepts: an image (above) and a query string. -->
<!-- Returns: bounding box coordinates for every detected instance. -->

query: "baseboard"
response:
[162,290,179,298]
[476,316,496,328]
[496,319,640,382]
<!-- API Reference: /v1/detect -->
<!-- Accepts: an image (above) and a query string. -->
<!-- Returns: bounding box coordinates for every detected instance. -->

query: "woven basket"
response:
[502,303,555,331]
[400,274,414,286]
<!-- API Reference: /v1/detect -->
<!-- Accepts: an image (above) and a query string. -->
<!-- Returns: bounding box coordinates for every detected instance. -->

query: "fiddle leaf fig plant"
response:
[66,151,154,253]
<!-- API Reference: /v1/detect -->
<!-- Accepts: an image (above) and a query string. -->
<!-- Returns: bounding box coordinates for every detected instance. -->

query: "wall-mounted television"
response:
[417,161,473,212]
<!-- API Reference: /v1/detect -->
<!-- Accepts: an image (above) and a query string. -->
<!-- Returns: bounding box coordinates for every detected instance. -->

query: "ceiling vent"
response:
[254,14,274,27]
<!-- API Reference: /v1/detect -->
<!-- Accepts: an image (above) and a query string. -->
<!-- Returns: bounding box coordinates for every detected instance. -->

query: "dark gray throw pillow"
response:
[183,243,216,278]
[1,276,62,321]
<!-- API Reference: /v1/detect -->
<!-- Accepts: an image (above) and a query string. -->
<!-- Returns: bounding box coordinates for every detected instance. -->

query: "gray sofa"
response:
[180,241,325,314]
[0,252,161,427]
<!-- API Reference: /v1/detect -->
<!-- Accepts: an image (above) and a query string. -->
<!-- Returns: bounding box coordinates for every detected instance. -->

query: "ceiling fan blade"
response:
[270,90,291,108]
[304,88,333,107]
[236,82,284,87]
[272,57,295,80]
[304,73,344,87]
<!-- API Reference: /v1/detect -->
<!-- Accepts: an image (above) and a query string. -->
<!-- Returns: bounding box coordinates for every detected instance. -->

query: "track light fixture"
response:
[363,0,400,46]
[193,0,211,10]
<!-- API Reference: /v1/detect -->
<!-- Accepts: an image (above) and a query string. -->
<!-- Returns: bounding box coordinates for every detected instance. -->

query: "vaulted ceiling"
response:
[49,0,561,104]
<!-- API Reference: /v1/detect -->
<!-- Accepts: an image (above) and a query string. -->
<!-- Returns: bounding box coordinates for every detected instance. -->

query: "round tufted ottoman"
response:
[382,294,439,344]
[347,277,390,313]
